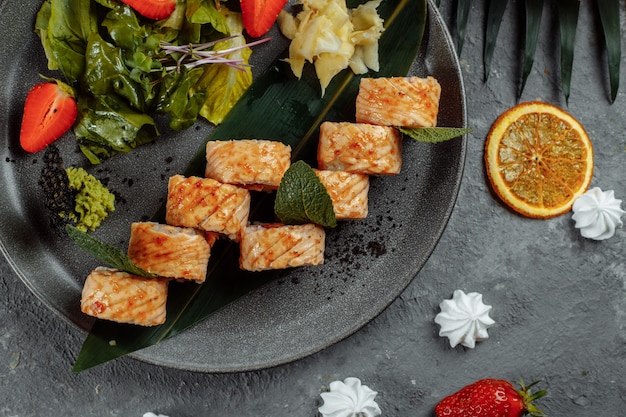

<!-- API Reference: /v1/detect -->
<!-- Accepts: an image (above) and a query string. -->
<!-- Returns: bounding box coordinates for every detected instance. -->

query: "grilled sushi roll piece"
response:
[80,267,168,326]
[205,139,292,191]
[355,76,441,128]
[314,169,370,220]
[166,175,251,242]
[239,223,326,271]
[317,121,402,175]
[128,222,218,283]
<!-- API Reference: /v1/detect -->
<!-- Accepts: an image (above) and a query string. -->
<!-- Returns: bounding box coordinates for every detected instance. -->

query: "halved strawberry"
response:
[19,81,77,154]
[241,0,287,37]
[120,0,176,20]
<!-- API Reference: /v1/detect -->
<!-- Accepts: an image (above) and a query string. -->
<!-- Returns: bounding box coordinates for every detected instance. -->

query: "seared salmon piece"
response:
[317,121,402,175]
[205,139,292,191]
[166,175,251,241]
[128,222,218,283]
[80,267,168,326]
[239,223,325,271]
[355,76,441,128]
[314,169,369,220]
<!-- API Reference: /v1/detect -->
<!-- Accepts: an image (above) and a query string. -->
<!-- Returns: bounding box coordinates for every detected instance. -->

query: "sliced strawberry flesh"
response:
[241,0,287,37]
[20,82,77,153]
[120,0,177,20]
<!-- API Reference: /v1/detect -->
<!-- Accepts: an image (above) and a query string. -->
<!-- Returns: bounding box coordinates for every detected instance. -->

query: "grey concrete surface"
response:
[1,0,625,416]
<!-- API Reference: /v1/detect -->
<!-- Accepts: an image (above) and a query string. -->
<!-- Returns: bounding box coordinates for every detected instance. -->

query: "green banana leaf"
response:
[73,0,428,372]
[519,0,543,98]
[483,0,509,81]
[556,0,579,105]
[596,0,621,103]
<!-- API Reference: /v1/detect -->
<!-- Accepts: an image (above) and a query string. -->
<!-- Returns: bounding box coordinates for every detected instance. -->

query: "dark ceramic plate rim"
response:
[0,0,466,372]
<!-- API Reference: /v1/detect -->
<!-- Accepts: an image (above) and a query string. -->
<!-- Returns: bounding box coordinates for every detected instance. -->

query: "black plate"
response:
[0,0,466,372]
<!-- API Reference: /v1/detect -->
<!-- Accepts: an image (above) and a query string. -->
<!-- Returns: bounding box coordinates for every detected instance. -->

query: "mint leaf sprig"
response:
[274,161,337,228]
[66,225,157,278]
[398,126,472,143]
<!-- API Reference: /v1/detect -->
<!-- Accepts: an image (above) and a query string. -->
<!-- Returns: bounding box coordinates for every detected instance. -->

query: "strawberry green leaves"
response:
[275,161,337,228]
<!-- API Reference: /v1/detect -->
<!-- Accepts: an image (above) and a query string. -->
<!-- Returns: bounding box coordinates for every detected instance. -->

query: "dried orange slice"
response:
[485,101,594,218]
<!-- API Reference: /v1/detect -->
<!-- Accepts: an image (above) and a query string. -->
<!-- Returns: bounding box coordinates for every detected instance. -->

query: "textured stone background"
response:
[1,0,625,416]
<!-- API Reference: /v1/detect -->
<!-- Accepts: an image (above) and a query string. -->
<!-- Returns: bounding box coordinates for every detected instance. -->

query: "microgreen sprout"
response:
[160,35,271,72]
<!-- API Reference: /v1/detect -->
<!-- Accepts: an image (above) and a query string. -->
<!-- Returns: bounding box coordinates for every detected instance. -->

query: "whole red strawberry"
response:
[435,378,546,417]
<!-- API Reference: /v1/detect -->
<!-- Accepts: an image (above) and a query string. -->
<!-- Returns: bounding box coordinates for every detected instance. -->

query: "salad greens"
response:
[35,0,262,163]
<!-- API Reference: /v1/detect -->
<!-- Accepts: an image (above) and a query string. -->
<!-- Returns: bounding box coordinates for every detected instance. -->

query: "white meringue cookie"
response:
[572,187,625,240]
[319,377,381,417]
[434,290,495,348]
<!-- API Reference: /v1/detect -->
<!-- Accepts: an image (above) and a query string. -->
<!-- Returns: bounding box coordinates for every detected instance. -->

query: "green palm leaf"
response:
[483,0,510,81]
[445,0,620,103]
[72,0,428,372]
[455,0,471,56]
[519,0,543,98]
[556,0,579,104]
[597,0,621,103]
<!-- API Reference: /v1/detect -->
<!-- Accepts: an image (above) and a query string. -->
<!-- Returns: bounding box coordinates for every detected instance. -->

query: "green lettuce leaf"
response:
[156,2,188,31]
[101,4,162,60]
[34,1,56,69]
[74,94,158,164]
[186,0,230,35]
[101,6,163,106]
[38,0,99,83]
[93,0,119,8]
[83,32,148,112]
[156,67,208,131]
[198,11,253,125]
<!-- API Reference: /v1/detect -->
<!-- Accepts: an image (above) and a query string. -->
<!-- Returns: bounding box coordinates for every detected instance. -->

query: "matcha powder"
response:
[65,167,115,232]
